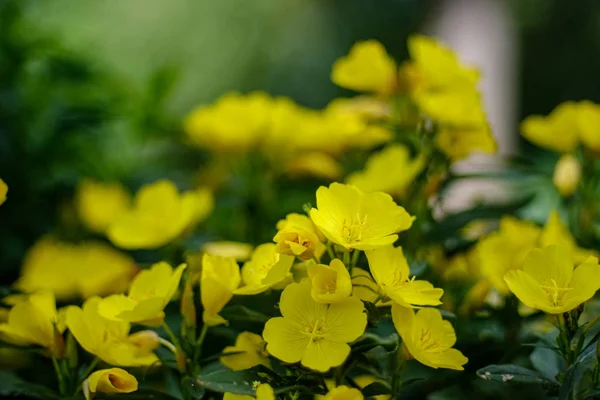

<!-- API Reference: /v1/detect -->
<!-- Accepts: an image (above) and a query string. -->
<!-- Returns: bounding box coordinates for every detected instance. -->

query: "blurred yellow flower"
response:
[553,154,581,197]
[415,89,487,127]
[435,125,497,161]
[392,305,468,370]
[263,280,367,372]
[331,40,397,95]
[201,241,254,262]
[236,243,294,295]
[17,238,136,300]
[0,179,7,206]
[66,297,159,366]
[521,102,581,152]
[324,386,364,400]
[98,262,186,327]
[477,216,541,294]
[107,180,213,249]
[539,210,595,263]
[76,179,131,233]
[274,213,324,261]
[307,259,352,304]
[365,245,443,307]
[310,183,414,251]
[84,368,137,399]
[220,331,270,371]
[504,245,600,314]
[347,144,426,197]
[0,291,64,356]
[577,100,600,151]
[201,254,240,326]
[286,152,343,181]
[184,91,272,153]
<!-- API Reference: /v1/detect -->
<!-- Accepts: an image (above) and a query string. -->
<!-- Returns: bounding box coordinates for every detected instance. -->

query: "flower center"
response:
[418,329,441,352]
[341,213,368,243]
[302,318,327,342]
[541,279,573,307]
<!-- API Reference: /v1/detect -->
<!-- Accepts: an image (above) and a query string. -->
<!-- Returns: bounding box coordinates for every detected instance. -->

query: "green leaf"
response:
[220,306,270,323]
[361,381,391,397]
[181,376,205,399]
[196,363,278,395]
[476,364,559,395]
[0,371,60,399]
[559,345,596,400]
[530,330,564,381]
[352,332,398,354]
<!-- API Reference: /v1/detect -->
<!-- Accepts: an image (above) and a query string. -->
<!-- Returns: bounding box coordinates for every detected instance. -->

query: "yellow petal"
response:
[0,179,8,206]
[262,317,309,364]
[302,339,350,372]
[87,368,138,394]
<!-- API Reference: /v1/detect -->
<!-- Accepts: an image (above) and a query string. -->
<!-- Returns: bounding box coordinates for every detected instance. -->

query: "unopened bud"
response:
[553,154,581,197]
[128,330,160,355]
[176,347,187,373]
[180,278,197,332]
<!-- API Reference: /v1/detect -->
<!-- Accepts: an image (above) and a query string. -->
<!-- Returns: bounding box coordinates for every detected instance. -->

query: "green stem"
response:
[350,249,361,270]
[52,356,66,395]
[193,324,210,363]
[162,322,181,348]
[74,358,99,394]
[325,241,335,261]
[343,250,351,267]
[312,255,321,265]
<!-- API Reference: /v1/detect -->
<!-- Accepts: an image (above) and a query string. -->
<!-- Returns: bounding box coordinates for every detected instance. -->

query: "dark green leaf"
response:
[477,364,559,395]
[196,363,279,395]
[220,306,270,323]
[559,345,596,400]
[352,332,398,354]
[361,381,391,397]
[95,390,180,399]
[0,371,60,399]
[181,376,205,399]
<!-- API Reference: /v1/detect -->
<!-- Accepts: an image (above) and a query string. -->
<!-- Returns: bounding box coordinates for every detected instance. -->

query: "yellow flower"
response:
[223,384,274,400]
[391,305,468,370]
[236,243,295,295]
[553,154,581,197]
[201,254,240,326]
[415,89,487,127]
[347,144,426,197]
[220,331,270,371]
[184,91,272,153]
[285,152,343,181]
[577,100,600,151]
[309,183,414,251]
[262,280,367,372]
[66,297,159,366]
[477,216,541,294]
[17,238,137,300]
[365,245,443,307]
[0,178,7,206]
[107,180,213,249]
[0,291,64,356]
[98,262,186,327]
[84,368,137,398]
[504,245,600,314]
[435,125,497,161]
[521,102,581,152]
[274,213,324,261]
[331,40,397,95]
[76,179,131,233]
[307,259,352,304]
[539,210,595,263]
[201,241,254,262]
[350,268,392,307]
[324,386,364,400]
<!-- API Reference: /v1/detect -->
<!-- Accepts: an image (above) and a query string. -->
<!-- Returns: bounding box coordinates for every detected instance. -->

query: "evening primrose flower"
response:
[521,102,581,152]
[274,213,325,261]
[285,152,343,181]
[577,100,600,151]
[107,180,213,249]
[236,243,295,295]
[553,154,581,197]
[477,216,542,294]
[391,305,468,370]
[66,297,159,366]
[346,144,426,197]
[309,183,414,251]
[350,268,391,307]
[435,126,497,161]
[201,254,240,326]
[324,386,364,400]
[307,259,352,304]
[331,40,397,96]
[184,91,272,153]
[17,238,137,300]
[504,245,600,314]
[539,210,595,263]
[365,245,443,307]
[83,368,137,399]
[0,179,7,206]
[220,331,270,371]
[76,179,131,233]
[202,241,254,262]
[0,291,64,356]
[98,262,186,327]
[262,280,367,372]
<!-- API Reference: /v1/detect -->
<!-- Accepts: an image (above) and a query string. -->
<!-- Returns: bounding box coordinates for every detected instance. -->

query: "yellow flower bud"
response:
[0,178,7,206]
[553,154,581,197]
[127,330,160,355]
[84,368,137,399]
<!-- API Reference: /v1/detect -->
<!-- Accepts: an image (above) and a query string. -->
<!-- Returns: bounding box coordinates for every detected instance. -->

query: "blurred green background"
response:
[2,0,600,286]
